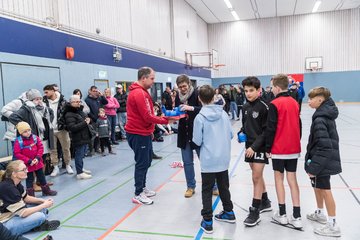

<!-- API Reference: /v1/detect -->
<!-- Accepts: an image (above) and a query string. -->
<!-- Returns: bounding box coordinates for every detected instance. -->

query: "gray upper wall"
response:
[209,9,360,77]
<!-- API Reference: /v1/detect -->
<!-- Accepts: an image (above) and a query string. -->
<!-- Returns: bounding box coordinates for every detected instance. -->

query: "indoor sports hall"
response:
[0,1,359,240]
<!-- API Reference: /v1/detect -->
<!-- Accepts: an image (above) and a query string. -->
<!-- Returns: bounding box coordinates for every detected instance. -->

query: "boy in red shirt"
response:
[265,74,302,229]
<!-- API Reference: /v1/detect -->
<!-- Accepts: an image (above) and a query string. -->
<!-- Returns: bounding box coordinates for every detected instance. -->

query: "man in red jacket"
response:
[125,67,171,205]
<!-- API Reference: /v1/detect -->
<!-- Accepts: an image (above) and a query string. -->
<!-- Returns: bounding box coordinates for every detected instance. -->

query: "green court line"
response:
[35,148,180,240]
[49,179,106,211]
[50,162,135,211]
[112,163,135,176]
[34,177,134,240]
[61,225,231,240]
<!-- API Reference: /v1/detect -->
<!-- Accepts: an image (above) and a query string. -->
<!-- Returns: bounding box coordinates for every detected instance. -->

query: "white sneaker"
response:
[289,215,303,229]
[132,192,153,205]
[50,166,59,177]
[314,222,341,237]
[76,172,92,180]
[66,165,74,174]
[272,211,288,225]
[143,187,156,197]
[307,211,327,224]
[82,168,92,174]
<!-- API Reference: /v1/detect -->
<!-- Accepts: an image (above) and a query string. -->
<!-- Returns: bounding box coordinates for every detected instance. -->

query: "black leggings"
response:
[100,137,112,153]
[26,169,47,188]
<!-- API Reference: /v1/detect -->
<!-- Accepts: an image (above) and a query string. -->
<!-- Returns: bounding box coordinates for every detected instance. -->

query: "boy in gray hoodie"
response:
[193,85,235,234]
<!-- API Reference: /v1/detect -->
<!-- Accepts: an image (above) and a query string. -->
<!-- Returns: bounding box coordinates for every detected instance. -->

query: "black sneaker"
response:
[200,219,213,234]
[259,199,272,213]
[34,220,61,231]
[112,141,119,145]
[214,210,236,223]
[152,153,163,159]
[244,207,260,226]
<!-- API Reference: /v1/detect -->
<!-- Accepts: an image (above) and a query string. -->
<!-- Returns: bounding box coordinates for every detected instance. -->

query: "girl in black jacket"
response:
[305,87,341,237]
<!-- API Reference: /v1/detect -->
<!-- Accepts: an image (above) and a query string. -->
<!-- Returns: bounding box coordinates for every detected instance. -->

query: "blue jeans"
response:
[107,115,117,142]
[74,144,87,174]
[117,112,127,137]
[3,209,47,235]
[230,101,238,119]
[181,143,200,189]
[127,133,153,195]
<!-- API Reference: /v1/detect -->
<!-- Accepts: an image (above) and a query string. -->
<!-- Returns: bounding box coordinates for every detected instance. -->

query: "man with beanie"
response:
[9,89,54,153]
[43,85,73,176]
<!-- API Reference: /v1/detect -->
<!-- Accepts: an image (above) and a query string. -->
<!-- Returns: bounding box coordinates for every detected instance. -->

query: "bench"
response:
[0,155,12,163]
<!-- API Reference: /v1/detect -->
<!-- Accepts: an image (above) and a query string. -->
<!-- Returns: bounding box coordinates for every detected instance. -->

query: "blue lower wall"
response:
[212,70,360,102]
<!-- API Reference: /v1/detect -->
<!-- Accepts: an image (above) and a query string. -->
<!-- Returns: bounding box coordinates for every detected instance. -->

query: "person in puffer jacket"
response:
[305,87,341,237]
[13,122,57,197]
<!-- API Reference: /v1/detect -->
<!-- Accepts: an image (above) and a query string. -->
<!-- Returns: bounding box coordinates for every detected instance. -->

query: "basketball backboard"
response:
[305,57,323,71]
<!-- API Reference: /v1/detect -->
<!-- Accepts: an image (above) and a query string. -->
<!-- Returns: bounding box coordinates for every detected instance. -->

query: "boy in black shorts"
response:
[265,74,302,229]
[305,87,341,237]
[239,77,272,226]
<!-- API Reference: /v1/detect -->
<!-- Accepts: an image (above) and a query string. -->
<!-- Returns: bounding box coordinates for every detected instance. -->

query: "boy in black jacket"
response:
[305,87,341,237]
[239,77,272,226]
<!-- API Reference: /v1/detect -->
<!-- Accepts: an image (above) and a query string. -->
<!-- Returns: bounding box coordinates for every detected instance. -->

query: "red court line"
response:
[97,168,183,240]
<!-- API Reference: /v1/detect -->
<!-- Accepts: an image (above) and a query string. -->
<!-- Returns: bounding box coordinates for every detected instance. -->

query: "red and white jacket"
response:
[265,92,301,159]
[13,134,44,172]
[125,82,168,136]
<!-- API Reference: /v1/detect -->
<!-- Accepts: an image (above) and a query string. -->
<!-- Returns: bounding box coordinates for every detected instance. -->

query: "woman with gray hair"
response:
[63,95,92,180]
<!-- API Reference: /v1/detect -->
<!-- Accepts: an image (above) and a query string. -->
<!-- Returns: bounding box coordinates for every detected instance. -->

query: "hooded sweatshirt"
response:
[193,104,233,173]
[125,82,168,136]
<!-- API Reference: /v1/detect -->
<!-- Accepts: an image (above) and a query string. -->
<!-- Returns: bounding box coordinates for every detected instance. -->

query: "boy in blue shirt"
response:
[193,85,235,234]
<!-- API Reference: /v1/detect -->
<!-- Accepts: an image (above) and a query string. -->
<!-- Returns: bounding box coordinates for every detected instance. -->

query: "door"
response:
[0,63,61,157]
[150,82,163,103]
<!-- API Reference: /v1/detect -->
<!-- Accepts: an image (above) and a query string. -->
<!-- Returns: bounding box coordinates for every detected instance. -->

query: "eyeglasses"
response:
[71,101,81,103]
[177,84,188,89]
[15,168,28,173]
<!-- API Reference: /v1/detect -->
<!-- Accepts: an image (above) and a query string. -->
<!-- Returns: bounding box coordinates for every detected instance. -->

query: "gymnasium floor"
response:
[24,104,360,240]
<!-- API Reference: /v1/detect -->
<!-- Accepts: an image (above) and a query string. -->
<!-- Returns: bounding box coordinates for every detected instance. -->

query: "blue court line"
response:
[194,146,245,240]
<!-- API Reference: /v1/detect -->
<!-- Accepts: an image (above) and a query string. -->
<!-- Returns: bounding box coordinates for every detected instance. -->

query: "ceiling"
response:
[184,0,360,23]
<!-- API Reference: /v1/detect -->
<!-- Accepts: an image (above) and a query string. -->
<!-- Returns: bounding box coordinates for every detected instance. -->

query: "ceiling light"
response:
[312,1,321,13]
[224,0,233,9]
[231,10,240,20]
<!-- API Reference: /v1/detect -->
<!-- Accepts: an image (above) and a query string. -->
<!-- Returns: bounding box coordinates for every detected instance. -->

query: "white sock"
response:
[317,208,325,215]
[328,216,336,226]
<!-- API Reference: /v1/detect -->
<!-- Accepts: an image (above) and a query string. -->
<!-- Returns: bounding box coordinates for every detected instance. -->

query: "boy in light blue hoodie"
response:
[193,85,235,234]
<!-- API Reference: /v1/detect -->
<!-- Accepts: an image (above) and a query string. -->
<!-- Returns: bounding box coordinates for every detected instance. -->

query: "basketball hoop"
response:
[213,64,226,70]
[310,66,318,72]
